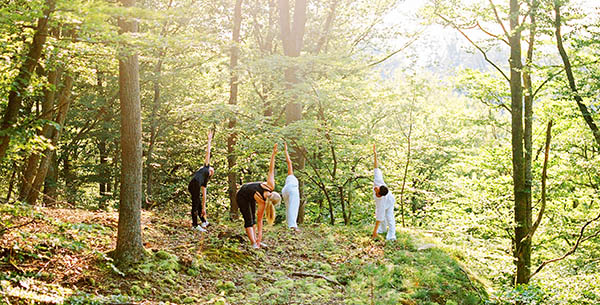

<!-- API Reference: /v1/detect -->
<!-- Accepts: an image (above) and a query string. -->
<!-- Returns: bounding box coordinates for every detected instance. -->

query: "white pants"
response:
[376,203,396,240]
[281,175,300,228]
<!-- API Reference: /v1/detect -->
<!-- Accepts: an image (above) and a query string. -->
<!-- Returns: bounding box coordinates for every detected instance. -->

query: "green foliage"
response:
[1,0,599,303]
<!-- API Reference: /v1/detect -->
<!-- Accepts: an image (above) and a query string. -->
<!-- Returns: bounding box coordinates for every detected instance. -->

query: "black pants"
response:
[236,187,256,228]
[188,179,206,227]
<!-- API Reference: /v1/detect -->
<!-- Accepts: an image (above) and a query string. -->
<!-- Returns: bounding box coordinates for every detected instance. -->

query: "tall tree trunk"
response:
[521,0,538,287]
[227,0,243,220]
[0,0,56,160]
[26,74,74,205]
[509,0,530,286]
[43,152,58,205]
[278,0,307,222]
[19,66,62,201]
[113,0,145,265]
[554,4,600,147]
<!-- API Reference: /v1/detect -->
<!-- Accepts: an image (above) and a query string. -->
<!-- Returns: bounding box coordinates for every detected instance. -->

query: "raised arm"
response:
[373,144,385,186]
[204,130,213,166]
[284,143,293,176]
[373,144,378,169]
[266,143,278,189]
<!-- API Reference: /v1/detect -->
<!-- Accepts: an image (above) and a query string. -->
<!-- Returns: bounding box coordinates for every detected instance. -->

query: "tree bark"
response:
[554,3,600,147]
[520,0,537,287]
[0,0,56,160]
[508,0,530,286]
[227,0,243,220]
[112,0,145,265]
[26,74,74,205]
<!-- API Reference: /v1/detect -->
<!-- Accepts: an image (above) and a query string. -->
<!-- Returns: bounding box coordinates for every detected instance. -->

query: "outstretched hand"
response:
[207,130,213,141]
[273,143,278,153]
[373,143,378,168]
[284,142,288,153]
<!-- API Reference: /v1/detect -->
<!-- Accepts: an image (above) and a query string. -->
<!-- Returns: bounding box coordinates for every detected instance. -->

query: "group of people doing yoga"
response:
[188,131,396,249]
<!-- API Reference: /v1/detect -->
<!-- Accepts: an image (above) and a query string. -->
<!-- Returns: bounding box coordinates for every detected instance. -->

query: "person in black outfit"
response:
[189,130,214,232]
[236,143,281,248]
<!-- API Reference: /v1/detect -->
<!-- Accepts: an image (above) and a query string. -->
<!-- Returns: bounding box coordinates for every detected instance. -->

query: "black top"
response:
[239,182,272,201]
[192,165,211,187]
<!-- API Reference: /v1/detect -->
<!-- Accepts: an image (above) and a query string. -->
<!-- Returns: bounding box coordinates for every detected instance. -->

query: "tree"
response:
[553,2,600,147]
[26,73,74,205]
[0,0,56,160]
[227,0,244,219]
[433,0,541,286]
[19,62,62,202]
[112,0,145,265]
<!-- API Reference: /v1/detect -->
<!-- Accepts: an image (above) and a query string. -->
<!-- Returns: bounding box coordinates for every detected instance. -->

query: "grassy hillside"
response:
[1,203,487,304]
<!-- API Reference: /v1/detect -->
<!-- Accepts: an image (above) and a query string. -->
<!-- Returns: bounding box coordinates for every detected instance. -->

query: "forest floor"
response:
[1,203,489,304]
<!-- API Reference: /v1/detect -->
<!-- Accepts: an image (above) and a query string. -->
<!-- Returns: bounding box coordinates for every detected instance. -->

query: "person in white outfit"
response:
[371,144,396,241]
[281,143,300,232]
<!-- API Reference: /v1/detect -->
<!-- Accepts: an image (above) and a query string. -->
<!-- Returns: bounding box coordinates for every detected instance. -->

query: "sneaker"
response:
[193,226,207,232]
[252,243,260,249]
[259,242,268,248]
[201,221,209,228]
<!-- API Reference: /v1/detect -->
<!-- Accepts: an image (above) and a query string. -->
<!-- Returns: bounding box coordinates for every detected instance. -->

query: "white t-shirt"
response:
[373,168,395,221]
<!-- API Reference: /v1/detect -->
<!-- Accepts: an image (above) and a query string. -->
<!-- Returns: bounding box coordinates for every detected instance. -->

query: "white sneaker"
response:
[193,226,207,232]
[201,221,209,228]
[259,242,268,248]
[252,243,260,249]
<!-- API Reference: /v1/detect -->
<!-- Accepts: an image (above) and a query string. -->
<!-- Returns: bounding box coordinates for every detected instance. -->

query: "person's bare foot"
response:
[291,227,301,233]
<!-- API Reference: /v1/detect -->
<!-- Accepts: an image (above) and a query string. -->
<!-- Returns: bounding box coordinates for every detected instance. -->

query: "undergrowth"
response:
[1,204,490,304]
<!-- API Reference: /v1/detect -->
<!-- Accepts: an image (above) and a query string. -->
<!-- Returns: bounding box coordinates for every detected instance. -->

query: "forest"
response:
[0,0,599,304]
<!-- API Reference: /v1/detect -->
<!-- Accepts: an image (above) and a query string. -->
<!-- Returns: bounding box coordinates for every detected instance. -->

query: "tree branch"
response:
[524,121,552,243]
[529,211,600,280]
[367,29,424,67]
[488,0,510,38]
[476,21,509,45]
[436,13,510,82]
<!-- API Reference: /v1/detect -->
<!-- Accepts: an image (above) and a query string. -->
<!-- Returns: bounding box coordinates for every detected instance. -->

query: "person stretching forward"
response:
[372,144,396,241]
[189,130,215,232]
[236,143,281,248]
[281,143,300,232]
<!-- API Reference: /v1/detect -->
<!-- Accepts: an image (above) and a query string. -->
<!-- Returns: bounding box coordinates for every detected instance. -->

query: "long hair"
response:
[265,192,281,225]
